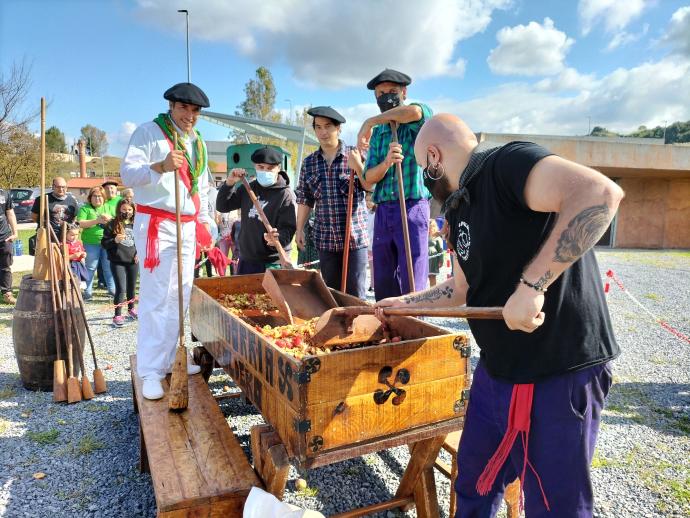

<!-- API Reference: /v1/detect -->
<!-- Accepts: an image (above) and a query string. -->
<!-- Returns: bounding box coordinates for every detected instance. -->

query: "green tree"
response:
[80,124,108,156]
[45,125,66,153]
[237,66,279,121]
[0,125,41,188]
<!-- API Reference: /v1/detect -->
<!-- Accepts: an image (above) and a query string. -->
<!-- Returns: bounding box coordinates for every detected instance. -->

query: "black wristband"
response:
[519,276,548,293]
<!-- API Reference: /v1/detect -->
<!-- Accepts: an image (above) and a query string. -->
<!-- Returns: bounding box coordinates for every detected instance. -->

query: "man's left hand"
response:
[503,283,545,333]
[263,227,280,247]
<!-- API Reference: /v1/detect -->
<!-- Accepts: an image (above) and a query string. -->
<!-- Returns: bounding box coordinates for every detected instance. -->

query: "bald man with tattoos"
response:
[377,114,624,517]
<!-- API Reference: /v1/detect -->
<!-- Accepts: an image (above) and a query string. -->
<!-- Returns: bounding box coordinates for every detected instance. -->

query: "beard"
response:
[423,175,454,205]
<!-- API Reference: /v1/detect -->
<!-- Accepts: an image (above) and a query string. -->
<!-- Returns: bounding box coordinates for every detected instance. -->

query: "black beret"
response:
[366,68,412,90]
[251,146,283,165]
[101,180,118,188]
[307,106,346,124]
[163,82,210,108]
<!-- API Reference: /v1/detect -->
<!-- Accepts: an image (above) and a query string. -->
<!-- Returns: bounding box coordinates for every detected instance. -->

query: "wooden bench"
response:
[131,355,261,517]
[435,431,521,517]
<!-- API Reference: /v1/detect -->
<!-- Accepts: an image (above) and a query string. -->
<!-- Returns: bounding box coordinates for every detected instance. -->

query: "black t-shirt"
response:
[446,141,619,383]
[0,189,13,242]
[31,192,79,237]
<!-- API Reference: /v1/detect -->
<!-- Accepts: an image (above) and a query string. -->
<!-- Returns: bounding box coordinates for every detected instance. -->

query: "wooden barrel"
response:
[12,275,84,391]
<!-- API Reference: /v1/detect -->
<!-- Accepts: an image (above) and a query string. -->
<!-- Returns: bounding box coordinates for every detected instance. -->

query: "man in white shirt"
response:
[120,82,213,400]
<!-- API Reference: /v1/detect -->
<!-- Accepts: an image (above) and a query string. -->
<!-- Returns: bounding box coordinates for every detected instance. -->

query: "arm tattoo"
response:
[532,270,553,291]
[403,285,453,304]
[554,204,610,263]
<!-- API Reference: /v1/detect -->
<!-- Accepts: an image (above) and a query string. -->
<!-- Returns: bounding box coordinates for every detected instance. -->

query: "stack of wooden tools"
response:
[32,98,106,404]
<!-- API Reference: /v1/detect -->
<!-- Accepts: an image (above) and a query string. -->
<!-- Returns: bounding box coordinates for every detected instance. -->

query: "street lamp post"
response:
[178,9,191,82]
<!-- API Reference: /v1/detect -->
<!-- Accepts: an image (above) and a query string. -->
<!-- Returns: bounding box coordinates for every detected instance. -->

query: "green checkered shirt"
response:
[364,102,432,204]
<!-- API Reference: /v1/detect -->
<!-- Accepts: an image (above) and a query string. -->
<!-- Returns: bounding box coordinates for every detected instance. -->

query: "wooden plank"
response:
[413,468,440,518]
[131,356,260,515]
[330,496,415,518]
[306,375,467,452]
[396,435,446,499]
[306,334,469,404]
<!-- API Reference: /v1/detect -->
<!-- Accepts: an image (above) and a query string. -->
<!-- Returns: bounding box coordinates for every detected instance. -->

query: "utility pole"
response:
[588,116,591,136]
[178,9,191,82]
[662,120,668,144]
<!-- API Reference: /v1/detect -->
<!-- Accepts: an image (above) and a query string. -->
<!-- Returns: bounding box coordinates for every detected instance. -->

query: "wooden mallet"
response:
[168,133,189,412]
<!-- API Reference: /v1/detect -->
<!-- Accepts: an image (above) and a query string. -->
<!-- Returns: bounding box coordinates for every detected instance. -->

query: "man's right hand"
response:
[373,295,405,323]
[226,168,247,187]
[295,228,306,250]
[385,142,403,168]
[161,150,185,172]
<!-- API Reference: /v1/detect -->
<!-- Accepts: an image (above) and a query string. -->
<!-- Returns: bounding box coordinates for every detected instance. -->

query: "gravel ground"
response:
[0,249,688,518]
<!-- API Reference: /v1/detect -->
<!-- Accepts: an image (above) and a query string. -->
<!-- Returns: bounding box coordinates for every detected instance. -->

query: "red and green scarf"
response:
[153,113,206,195]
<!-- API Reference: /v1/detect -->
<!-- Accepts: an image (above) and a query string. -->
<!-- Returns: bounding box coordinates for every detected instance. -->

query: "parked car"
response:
[9,187,40,222]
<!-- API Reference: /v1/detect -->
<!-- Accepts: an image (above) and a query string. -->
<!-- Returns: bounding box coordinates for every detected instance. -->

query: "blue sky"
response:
[2,0,689,158]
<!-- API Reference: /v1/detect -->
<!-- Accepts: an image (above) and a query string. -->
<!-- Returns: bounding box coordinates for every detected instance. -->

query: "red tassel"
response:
[207,247,230,276]
[144,215,162,272]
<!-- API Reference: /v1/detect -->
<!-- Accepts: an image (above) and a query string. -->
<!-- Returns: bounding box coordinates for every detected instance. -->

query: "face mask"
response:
[377,92,401,112]
[256,171,277,187]
[121,212,132,219]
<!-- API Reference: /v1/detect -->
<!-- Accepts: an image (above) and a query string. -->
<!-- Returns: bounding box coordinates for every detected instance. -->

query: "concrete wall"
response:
[615,178,690,248]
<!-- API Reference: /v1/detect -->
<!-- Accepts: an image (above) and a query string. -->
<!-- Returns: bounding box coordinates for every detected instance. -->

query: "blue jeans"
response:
[83,243,115,296]
[317,247,368,299]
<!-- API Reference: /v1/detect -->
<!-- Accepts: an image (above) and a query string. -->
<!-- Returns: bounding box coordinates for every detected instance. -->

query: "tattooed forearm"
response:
[403,285,454,304]
[532,270,553,291]
[554,204,611,263]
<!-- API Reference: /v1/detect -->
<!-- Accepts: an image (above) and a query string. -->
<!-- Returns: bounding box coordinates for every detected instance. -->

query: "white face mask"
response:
[256,171,277,187]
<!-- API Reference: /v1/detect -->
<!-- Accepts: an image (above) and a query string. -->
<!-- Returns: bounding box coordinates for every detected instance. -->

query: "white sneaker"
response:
[142,378,164,400]
[166,361,202,376]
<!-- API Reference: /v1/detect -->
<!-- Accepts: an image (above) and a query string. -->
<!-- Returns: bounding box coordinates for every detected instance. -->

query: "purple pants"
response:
[455,361,613,518]
[372,199,429,301]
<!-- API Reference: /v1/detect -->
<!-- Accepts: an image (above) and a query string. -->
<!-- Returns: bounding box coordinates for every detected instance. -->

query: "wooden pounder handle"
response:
[240,175,293,268]
[332,306,504,320]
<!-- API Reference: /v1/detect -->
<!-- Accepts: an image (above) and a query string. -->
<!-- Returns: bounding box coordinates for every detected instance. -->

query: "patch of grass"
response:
[26,429,59,445]
[0,386,17,399]
[0,418,10,434]
[83,403,110,412]
[297,486,319,498]
[667,477,690,506]
[652,408,690,435]
[591,453,615,469]
[341,465,361,476]
[76,434,105,455]
[644,293,661,301]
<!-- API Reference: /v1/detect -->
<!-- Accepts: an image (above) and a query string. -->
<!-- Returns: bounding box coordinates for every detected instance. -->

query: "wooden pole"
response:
[240,175,293,268]
[169,133,189,412]
[340,168,355,292]
[48,221,67,402]
[389,121,415,292]
[33,98,50,280]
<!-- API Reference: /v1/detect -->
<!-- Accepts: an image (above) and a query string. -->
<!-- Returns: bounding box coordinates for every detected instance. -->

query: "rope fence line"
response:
[604,269,690,345]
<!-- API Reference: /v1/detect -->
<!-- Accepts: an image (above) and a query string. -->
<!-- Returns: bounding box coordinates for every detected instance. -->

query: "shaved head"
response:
[415,114,479,203]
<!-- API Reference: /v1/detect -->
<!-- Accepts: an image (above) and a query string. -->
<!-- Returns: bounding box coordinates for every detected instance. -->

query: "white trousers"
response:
[133,213,196,381]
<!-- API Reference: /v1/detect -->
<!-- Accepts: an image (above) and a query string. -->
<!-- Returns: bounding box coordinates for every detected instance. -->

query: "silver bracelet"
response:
[519,276,548,293]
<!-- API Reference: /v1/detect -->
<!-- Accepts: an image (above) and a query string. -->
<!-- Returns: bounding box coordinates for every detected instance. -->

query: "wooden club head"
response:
[168,345,188,412]
[81,375,95,400]
[67,376,82,404]
[93,369,107,394]
[52,360,67,403]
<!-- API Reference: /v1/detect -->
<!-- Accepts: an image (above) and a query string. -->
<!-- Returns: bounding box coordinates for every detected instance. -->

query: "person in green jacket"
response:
[102,180,121,217]
[77,186,116,299]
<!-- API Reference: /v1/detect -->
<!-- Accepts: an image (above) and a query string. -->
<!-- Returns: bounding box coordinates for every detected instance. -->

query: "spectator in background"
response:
[102,199,138,327]
[65,224,88,285]
[121,188,134,204]
[102,180,121,216]
[0,187,18,304]
[31,177,79,241]
[77,186,115,300]
[217,209,239,275]
[427,219,444,287]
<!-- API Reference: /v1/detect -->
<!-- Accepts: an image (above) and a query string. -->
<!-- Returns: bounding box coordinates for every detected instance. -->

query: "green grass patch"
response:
[26,429,59,445]
[83,403,110,413]
[643,293,660,301]
[667,478,690,506]
[0,418,10,434]
[76,434,105,455]
[0,386,16,399]
[297,486,319,498]
[652,408,690,435]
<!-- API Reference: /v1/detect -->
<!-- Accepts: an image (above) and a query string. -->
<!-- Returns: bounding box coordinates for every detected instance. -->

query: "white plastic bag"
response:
[243,486,325,518]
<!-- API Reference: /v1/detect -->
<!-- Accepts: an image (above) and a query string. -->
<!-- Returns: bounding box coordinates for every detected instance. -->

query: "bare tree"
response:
[0,58,37,142]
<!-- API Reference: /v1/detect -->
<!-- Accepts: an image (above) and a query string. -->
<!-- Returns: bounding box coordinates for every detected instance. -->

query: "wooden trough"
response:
[189,274,471,470]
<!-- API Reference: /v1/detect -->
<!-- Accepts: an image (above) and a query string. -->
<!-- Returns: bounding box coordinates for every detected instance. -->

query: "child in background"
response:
[65,224,88,285]
[101,199,138,327]
[428,219,444,287]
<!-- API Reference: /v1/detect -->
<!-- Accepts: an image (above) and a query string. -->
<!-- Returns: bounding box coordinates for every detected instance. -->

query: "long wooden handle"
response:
[341,168,355,291]
[40,98,46,230]
[173,133,185,348]
[389,121,415,292]
[61,223,74,377]
[333,306,504,320]
[47,222,63,361]
[240,175,293,268]
[49,225,98,369]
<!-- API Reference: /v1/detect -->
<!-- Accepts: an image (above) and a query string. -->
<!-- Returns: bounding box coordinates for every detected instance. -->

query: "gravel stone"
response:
[0,249,688,517]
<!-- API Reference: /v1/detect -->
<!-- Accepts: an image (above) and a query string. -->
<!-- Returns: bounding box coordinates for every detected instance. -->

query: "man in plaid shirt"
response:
[358,69,432,300]
[295,106,371,298]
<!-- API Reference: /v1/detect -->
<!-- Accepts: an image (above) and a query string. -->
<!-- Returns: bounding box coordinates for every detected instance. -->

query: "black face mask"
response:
[377,92,401,112]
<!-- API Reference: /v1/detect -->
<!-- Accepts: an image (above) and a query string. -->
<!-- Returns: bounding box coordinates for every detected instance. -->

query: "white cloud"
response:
[578,0,648,36]
[605,23,649,51]
[534,67,596,92]
[133,0,511,88]
[662,6,690,56]
[488,18,574,76]
[412,56,690,138]
[107,122,137,157]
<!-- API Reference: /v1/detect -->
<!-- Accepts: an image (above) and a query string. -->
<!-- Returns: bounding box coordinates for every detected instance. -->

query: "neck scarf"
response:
[441,146,500,215]
[153,113,206,195]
